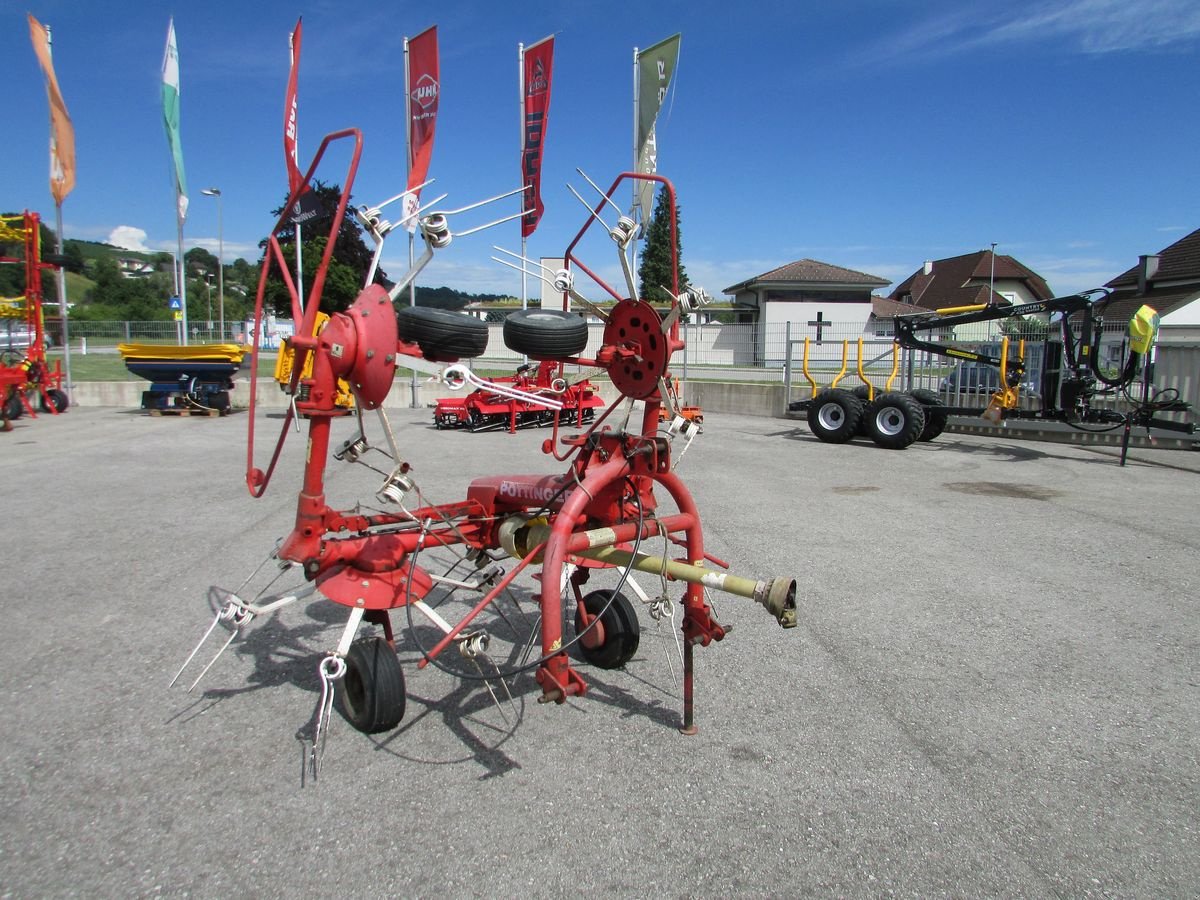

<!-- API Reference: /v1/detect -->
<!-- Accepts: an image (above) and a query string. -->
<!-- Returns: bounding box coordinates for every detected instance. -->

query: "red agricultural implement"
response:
[0,212,68,430]
[173,129,796,773]
[433,359,604,432]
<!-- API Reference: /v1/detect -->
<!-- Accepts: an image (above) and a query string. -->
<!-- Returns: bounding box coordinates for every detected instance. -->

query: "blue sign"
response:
[168,297,182,311]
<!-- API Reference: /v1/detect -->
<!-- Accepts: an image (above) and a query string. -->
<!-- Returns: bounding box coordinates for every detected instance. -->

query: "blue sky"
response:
[5,0,1199,315]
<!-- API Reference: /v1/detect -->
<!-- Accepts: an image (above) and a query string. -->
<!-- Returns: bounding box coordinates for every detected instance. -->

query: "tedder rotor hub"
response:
[602,299,670,400]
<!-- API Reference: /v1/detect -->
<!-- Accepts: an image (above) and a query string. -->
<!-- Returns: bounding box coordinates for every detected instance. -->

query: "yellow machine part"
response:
[1128,305,1159,356]
[273,312,355,409]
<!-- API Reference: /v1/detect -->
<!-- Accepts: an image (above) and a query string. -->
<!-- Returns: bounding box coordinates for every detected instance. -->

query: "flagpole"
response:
[631,46,641,280]
[44,24,73,401]
[290,29,304,317]
[518,42,528,315]
[404,35,418,408]
[177,218,188,345]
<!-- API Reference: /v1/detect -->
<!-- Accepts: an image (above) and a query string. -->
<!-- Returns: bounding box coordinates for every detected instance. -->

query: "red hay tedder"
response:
[173,129,796,773]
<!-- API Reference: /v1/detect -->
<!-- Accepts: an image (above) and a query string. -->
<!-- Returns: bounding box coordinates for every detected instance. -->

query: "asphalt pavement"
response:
[2,404,1198,897]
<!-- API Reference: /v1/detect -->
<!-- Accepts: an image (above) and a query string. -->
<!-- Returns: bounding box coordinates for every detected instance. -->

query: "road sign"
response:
[173,312,183,322]
[169,297,182,311]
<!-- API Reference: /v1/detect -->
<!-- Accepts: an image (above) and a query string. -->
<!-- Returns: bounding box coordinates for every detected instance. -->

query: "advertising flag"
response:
[284,17,305,197]
[27,14,76,205]
[162,18,188,224]
[520,35,554,239]
[635,33,680,223]
[404,26,439,229]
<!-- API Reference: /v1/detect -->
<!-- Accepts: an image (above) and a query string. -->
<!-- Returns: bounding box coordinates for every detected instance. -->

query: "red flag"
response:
[404,26,439,227]
[520,36,554,239]
[284,17,304,196]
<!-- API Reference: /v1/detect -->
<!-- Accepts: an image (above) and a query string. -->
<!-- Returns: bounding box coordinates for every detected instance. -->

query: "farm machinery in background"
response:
[0,211,69,430]
[792,292,1194,464]
[173,128,796,773]
[433,358,603,432]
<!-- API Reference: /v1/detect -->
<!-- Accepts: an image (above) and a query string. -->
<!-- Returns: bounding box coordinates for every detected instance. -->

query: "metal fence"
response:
[59,317,1198,421]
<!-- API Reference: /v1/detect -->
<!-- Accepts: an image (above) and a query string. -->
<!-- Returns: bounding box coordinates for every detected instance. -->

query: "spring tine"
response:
[576,168,624,217]
[455,208,530,238]
[432,184,527,217]
[567,183,610,231]
[186,623,244,693]
[169,606,227,687]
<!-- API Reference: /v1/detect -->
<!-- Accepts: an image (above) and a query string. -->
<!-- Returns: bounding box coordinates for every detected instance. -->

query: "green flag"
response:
[635,33,680,222]
[162,18,187,224]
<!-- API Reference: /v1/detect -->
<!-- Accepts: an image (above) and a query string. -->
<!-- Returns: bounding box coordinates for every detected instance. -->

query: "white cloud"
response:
[865,0,1200,65]
[108,226,150,252]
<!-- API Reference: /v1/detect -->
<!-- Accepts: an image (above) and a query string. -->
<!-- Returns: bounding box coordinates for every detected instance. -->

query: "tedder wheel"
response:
[805,388,863,444]
[502,309,589,359]
[863,391,926,449]
[338,636,406,733]
[909,389,947,442]
[397,307,489,361]
[3,392,23,421]
[574,590,640,670]
[40,389,69,413]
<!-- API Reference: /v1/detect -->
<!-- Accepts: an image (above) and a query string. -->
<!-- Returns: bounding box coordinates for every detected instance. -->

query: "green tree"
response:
[637,186,689,303]
[257,181,385,317]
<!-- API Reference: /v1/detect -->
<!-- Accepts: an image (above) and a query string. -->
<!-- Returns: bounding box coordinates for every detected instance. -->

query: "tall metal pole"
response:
[202,187,224,339]
[518,42,527,314]
[177,219,188,345]
[631,46,640,279]
[45,25,72,400]
[404,35,419,408]
[290,31,304,318]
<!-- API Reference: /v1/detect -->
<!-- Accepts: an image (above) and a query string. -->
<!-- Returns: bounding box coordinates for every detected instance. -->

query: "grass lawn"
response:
[46,350,279,381]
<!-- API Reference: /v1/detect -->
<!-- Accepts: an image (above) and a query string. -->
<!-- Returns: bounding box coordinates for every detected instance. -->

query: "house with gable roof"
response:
[882,249,1056,342]
[1104,227,1200,335]
[722,259,890,358]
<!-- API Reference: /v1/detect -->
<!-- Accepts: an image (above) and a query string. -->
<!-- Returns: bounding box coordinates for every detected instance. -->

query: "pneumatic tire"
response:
[397,307,489,361]
[338,637,406,734]
[806,389,863,444]
[863,391,926,449]
[910,389,947,442]
[502,309,588,359]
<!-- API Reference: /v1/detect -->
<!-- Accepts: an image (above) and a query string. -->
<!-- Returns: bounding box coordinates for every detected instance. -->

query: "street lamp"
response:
[201,187,224,339]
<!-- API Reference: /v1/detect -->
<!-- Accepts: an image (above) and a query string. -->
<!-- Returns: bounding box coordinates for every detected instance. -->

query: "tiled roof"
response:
[1102,227,1200,320]
[888,250,1053,310]
[723,259,889,294]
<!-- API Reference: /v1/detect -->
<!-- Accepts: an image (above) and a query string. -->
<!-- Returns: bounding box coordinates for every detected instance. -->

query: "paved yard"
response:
[2,405,1198,896]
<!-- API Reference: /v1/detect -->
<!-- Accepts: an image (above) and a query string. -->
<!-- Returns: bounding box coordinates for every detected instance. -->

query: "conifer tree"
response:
[636,186,688,303]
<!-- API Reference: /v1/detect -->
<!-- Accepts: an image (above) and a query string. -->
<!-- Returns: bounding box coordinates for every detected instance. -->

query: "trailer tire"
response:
[338,637,406,734]
[864,391,926,449]
[397,307,489,361]
[575,590,640,669]
[503,309,589,359]
[909,390,947,442]
[806,389,863,444]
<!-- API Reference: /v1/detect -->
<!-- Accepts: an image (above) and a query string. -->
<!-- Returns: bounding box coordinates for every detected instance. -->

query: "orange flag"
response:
[28,14,76,205]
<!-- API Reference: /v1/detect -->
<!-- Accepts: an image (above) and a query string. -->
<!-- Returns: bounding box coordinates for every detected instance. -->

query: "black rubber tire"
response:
[41,389,69,413]
[574,590,640,669]
[805,389,863,444]
[200,391,231,415]
[397,307,489,361]
[852,384,874,402]
[502,309,589,359]
[337,637,406,734]
[863,391,926,450]
[909,390,947,442]
[3,392,23,420]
